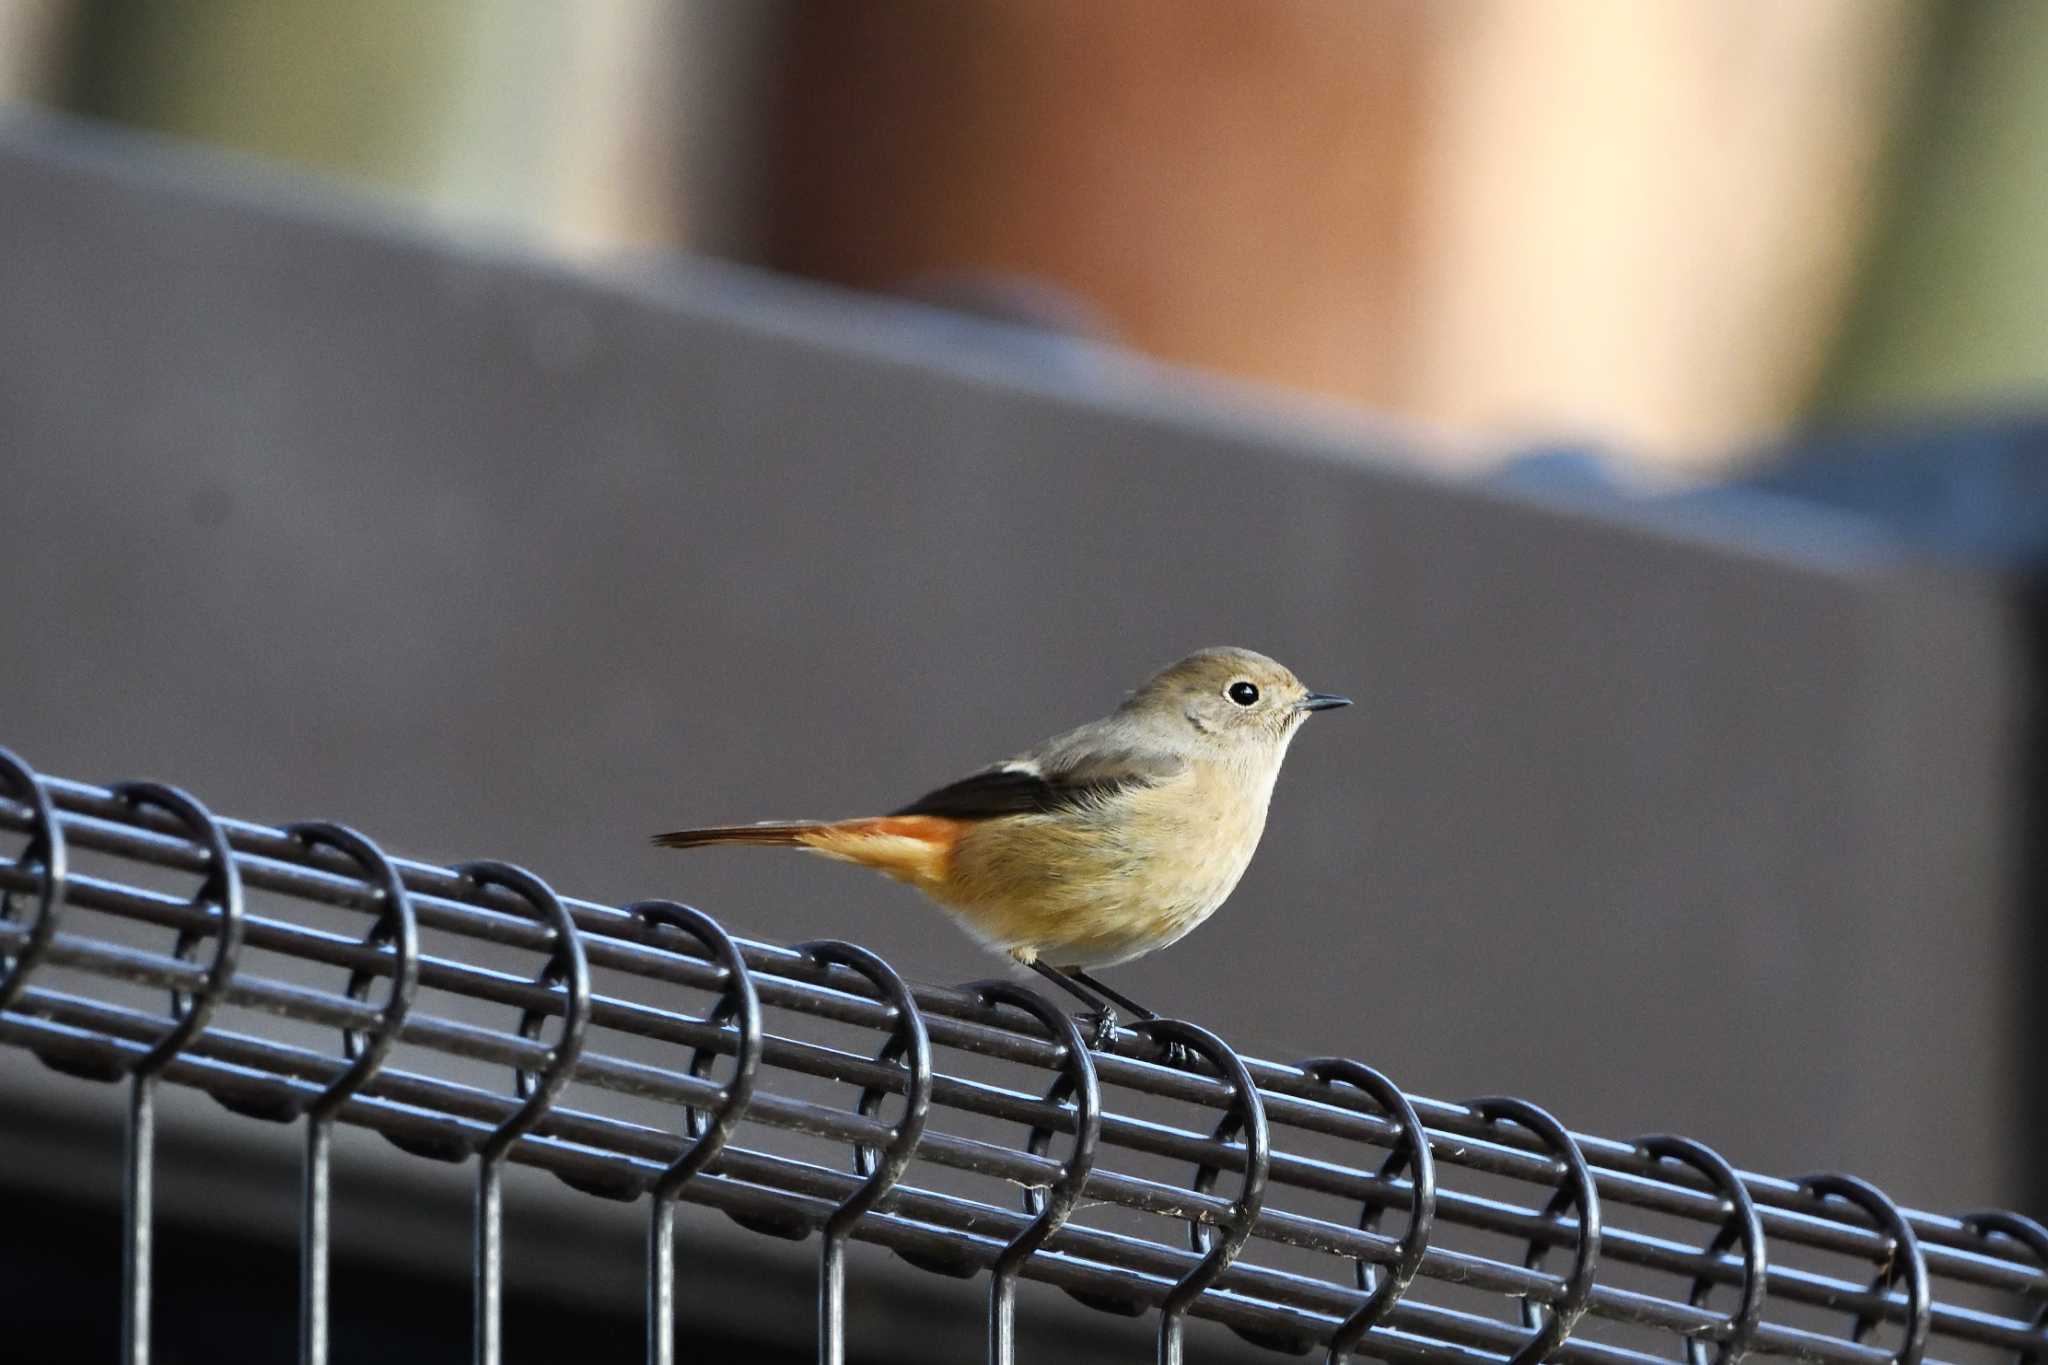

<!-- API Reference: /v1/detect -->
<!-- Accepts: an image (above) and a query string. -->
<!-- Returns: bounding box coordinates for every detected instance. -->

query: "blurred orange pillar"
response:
[764,1,1429,413]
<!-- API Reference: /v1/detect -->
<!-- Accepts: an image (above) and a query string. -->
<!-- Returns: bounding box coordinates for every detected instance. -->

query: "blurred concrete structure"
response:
[0,113,2040,1358]
[8,0,1974,479]
[766,0,1923,474]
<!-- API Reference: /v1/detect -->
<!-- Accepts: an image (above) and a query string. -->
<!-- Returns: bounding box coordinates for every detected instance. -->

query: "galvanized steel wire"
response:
[0,748,2044,1365]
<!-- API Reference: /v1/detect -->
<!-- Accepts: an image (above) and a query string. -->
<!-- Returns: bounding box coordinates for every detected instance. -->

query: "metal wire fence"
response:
[0,747,2043,1365]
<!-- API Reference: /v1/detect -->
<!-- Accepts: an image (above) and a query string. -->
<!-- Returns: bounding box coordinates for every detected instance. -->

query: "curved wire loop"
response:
[0,747,66,1014]
[460,862,590,1365]
[286,823,417,1365]
[818,939,934,1235]
[288,822,420,1120]
[478,860,592,1161]
[1637,1134,1766,1365]
[103,781,245,1365]
[1156,1018,1271,1363]
[113,781,247,1078]
[634,901,764,1365]
[973,979,1102,1364]
[806,939,932,1365]
[1799,1172,1931,1365]
[1959,1210,2048,1365]
[1469,1096,1601,1365]
[1298,1058,1436,1364]
[986,979,1101,1276]
[631,900,764,1197]
[937,982,1105,1358]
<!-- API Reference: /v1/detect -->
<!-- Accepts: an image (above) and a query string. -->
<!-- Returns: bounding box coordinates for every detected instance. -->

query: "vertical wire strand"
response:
[632,901,762,1365]
[110,781,245,1365]
[819,1234,847,1365]
[287,821,418,1365]
[122,1071,155,1365]
[988,1271,1017,1365]
[974,979,1100,1365]
[648,1198,676,1365]
[459,860,590,1365]
[1144,1018,1270,1365]
[301,1118,332,1365]
[803,939,933,1365]
[475,1159,503,1365]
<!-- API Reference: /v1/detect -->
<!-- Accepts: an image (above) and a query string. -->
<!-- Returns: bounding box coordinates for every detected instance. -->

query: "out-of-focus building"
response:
[1,2,2043,472]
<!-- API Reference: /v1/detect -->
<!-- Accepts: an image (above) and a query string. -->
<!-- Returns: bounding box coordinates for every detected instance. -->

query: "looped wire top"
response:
[971,978,1101,1280]
[0,747,66,1014]
[1799,1172,1930,1365]
[630,899,763,1198]
[1156,1017,1271,1321]
[1298,1057,1436,1362]
[806,938,932,1240]
[1469,1095,1600,1365]
[1960,1210,2048,1365]
[1637,1134,1766,1365]
[464,860,591,1162]
[289,821,419,1120]
[112,780,246,1078]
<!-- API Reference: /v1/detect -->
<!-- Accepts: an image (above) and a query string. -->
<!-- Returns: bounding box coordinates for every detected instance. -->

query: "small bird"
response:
[652,647,1348,1042]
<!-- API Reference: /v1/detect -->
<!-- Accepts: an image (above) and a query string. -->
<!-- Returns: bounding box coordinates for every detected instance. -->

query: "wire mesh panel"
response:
[1,747,2044,1365]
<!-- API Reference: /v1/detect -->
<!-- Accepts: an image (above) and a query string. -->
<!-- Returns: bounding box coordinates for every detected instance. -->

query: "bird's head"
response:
[1122,646,1349,758]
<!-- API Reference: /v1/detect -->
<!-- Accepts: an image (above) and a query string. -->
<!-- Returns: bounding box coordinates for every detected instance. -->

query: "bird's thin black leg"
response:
[1066,969,1198,1068]
[1067,969,1158,1022]
[1027,959,1104,1011]
[1026,961,1122,1051]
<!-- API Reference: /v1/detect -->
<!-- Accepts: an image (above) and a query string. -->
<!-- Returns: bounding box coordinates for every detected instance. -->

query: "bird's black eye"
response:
[1227,680,1260,707]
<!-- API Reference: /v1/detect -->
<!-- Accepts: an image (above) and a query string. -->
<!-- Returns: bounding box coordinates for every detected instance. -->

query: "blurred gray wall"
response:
[0,111,2036,1356]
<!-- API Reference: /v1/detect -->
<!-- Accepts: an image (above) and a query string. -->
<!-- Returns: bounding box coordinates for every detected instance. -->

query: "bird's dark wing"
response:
[891,746,1186,821]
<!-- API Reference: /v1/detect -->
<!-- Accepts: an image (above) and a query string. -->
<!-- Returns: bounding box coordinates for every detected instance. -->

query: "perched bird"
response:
[653,647,1348,1041]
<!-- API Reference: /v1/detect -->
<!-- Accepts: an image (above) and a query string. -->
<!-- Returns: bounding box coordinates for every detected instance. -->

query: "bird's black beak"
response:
[1298,692,1352,712]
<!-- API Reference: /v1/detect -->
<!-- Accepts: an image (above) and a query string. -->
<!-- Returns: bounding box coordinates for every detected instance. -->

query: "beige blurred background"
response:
[2,0,2043,478]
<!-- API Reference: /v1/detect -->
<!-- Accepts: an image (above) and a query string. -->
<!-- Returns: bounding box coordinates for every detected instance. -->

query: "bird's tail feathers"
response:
[650,821,825,850]
[651,815,963,890]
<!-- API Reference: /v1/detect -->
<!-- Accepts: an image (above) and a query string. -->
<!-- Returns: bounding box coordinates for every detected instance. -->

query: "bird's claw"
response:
[1074,1008,1194,1068]
[1076,1007,1120,1051]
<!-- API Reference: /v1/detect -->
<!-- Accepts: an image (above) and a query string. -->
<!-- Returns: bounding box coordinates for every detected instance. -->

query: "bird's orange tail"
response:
[652,815,966,890]
[650,822,824,850]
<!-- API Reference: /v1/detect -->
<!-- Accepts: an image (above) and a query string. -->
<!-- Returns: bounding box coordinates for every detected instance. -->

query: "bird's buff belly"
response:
[929,813,1255,969]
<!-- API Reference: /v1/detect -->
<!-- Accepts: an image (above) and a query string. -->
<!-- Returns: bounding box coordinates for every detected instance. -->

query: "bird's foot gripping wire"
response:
[1066,969,1196,1067]
[1025,961,1191,1064]
[1072,1005,1199,1068]
[1071,1008,1193,1067]
[1027,961,1126,1054]
[1074,1006,1121,1052]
